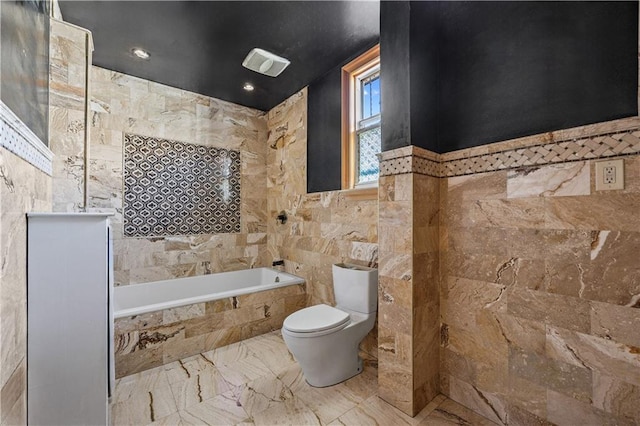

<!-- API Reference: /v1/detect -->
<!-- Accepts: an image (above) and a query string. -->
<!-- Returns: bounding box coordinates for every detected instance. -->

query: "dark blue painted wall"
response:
[307,1,638,191]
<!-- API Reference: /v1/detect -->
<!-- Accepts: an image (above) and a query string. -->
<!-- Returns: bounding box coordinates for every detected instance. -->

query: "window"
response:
[342,45,381,192]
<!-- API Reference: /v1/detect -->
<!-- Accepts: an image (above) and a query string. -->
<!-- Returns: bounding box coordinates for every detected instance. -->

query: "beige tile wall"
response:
[440,153,640,424]
[266,89,379,359]
[89,66,270,285]
[48,15,381,367]
[49,19,88,212]
[377,171,440,416]
[48,20,272,285]
[0,148,51,425]
[376,125,640,423]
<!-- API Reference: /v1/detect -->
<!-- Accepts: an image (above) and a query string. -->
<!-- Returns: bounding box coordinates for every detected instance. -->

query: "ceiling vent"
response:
[242,48,290,77]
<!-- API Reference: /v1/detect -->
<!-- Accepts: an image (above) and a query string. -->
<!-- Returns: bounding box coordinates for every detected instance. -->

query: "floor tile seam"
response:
[221,343,265,366]
[296,383,360,407]
[170,347,277,412]
[249,394,318,426]
[237,375,297,419]
[149,380,182,423]
[216,358,275,387]
[176,394,252,426]
[208,342,252,365]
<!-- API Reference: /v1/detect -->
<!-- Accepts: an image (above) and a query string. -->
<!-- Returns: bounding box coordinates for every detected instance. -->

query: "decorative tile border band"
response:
[0,101,53,175]
[380,127,640,178]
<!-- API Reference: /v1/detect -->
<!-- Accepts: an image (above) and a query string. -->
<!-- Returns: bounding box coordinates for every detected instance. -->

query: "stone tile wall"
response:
[377,167,440,416]
[439,144,640,424]
[114,283,305,377]
[49,20,267,283]
[377,124,640,423]
[49,17,381,368]
[49,19,88,212]
[0,148,51,425]
[89,66,269,285]
[266,89,379,360]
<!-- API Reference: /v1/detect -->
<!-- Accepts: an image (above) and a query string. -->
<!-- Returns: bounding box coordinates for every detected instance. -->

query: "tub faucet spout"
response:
[272,260,284,282]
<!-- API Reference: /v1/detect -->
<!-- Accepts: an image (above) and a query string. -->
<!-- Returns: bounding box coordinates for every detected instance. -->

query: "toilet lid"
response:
[283,304,350,333]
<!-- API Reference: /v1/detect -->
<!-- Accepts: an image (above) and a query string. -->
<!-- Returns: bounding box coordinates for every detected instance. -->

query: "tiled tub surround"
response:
[87,66,270,285]
[266,89,380,360]
[123,134,241,237]
[114,274,306,378]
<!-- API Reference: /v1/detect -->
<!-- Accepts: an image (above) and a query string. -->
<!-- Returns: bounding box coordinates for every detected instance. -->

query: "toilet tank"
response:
[332,263,378,314]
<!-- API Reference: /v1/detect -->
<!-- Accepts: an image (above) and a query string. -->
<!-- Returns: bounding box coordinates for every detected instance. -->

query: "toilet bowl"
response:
[282,263,377,387]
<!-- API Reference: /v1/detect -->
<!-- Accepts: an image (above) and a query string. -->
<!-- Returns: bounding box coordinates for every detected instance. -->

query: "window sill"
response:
[340,186,378,201]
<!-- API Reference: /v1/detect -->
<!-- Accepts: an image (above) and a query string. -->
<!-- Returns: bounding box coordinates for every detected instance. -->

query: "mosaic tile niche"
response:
[123,134,241,237]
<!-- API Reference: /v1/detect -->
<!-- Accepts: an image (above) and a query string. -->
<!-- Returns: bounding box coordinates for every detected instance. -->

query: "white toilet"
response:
[282,263,377,387]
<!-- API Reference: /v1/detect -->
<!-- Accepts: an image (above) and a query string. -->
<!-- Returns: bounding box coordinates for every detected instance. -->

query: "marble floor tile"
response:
[164,353,219,385]
[148,412,185,426]
[111,331,496,426]
[294,374,370,424]
[418,399,498,426]
[179,392,250,425]
[230,373,294,416]
[341,362,379,402]
[169,363,231,410]
[328,395,416,426]
[114,364,173,403]
[112,382,178,425]
[216,355,273,387]
[202,341,251,365]
[243,331,297,375]
[250,395,322,425]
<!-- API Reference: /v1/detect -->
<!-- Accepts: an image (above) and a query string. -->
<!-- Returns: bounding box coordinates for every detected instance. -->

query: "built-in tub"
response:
[114,267,304,318]
[113,268,306,377]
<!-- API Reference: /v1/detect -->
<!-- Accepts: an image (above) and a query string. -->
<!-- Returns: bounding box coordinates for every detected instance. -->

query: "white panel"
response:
[27,213,111,426]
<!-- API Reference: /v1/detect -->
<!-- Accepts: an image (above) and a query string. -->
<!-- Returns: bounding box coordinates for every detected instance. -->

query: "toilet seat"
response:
[283,304,350,337]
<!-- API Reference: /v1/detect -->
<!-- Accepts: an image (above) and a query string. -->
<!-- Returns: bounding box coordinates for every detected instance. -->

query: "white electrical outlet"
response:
[603,166,616,184]
[595,159,624,191]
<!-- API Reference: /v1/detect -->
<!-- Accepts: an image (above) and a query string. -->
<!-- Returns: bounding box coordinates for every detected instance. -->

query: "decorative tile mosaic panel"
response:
[123,134,241,237]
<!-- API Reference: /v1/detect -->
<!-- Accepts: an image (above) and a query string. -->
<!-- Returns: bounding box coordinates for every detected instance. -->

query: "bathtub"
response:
[113,267,306,377]
[114,267,304,318]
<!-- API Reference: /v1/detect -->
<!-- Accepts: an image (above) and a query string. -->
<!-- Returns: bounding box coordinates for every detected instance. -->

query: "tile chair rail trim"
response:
[380,126,640,178]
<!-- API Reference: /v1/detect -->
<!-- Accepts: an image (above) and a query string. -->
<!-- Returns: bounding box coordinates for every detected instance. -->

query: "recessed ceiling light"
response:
[243,83,254,92]
[132,48,150,59]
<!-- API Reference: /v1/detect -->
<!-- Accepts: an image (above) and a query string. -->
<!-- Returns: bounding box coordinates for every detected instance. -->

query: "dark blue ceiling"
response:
[59,1,380,111]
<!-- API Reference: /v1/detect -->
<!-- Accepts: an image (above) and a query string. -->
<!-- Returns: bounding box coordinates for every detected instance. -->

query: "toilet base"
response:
[282,326,371,388]
[305,356,364,388]
[282,306,376,388]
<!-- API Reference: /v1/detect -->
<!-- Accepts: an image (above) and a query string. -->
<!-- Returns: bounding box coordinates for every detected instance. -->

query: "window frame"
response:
[341,44,381,195]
